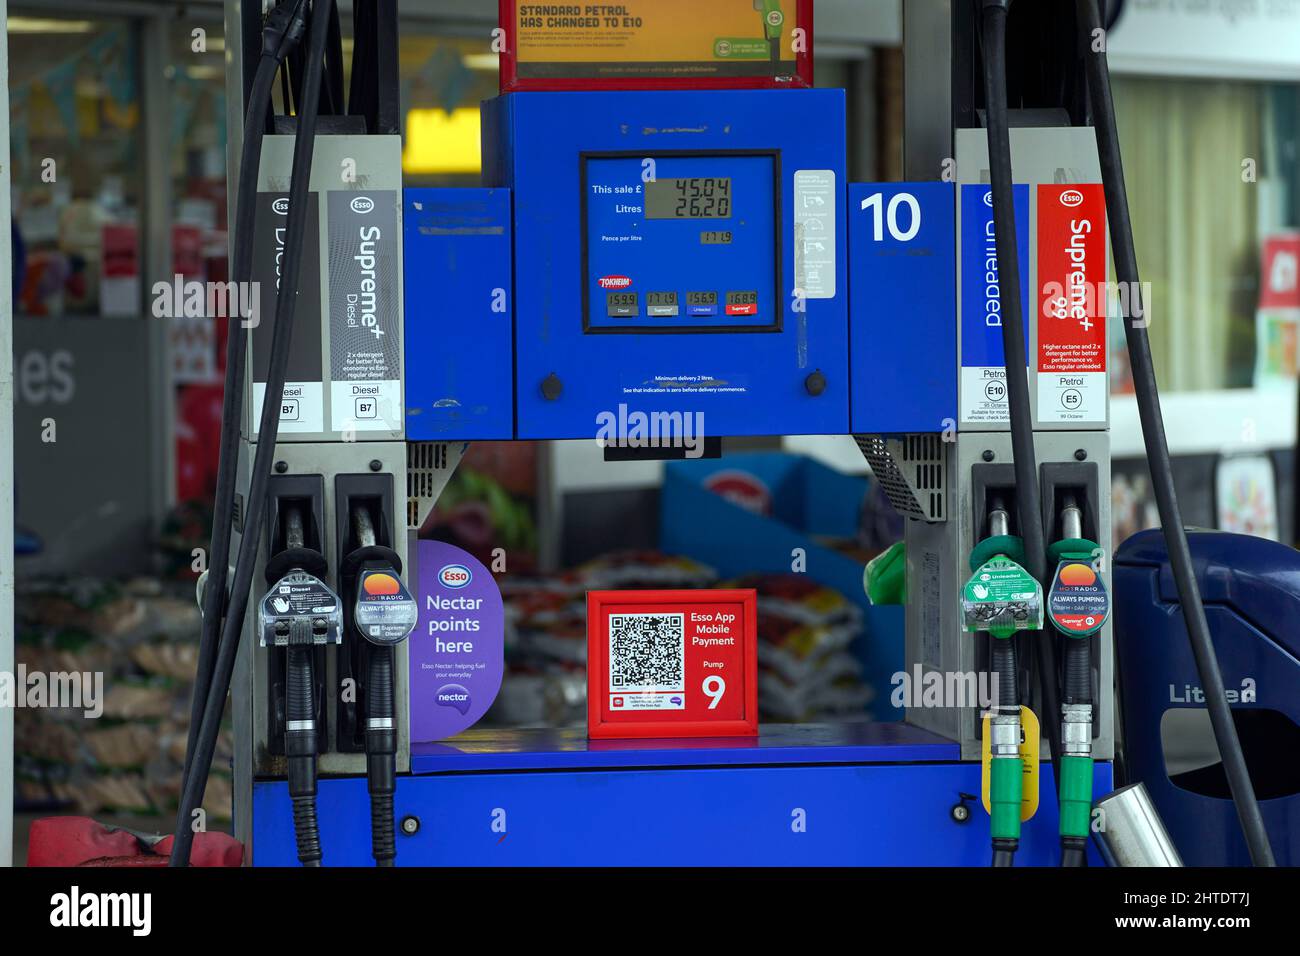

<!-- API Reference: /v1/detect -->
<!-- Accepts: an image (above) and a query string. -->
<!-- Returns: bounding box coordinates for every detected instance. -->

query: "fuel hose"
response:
[184,0,308,789]
[980,0,1066,805]
[1076,0,1275,866]
[171,0,335,867]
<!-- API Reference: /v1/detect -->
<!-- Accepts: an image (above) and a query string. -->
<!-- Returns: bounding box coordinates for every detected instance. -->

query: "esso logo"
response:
[766,10,784,27]
[438,564,472,589]
[272,198,290,215]
[351,196,375,215]
[598,275,632,290]
[983,191,994,207]
[1060,189,1085,208]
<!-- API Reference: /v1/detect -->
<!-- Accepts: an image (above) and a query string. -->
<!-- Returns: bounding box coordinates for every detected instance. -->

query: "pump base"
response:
[249,723,1110,866]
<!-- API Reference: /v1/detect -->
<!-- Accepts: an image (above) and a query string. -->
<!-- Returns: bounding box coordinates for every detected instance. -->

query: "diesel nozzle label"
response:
[328,190,402,433]
[250,192,324,434]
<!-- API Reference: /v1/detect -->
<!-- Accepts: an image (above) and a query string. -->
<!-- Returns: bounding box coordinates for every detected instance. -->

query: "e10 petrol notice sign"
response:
[587,589,758,739]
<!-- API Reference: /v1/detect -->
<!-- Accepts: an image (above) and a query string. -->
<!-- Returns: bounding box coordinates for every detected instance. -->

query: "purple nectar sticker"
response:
[409,540,504,742]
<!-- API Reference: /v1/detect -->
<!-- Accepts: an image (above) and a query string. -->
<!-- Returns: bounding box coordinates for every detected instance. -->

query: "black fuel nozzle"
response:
[257,504,342,867]
[340,503,417,866]
[262,0,310,61]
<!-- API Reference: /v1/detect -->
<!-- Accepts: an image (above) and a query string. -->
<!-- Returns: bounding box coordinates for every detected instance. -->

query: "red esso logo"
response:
[704,470,772,517]
[438,564,472,589]
[598,275,632,290]
[1060,189,1085,208]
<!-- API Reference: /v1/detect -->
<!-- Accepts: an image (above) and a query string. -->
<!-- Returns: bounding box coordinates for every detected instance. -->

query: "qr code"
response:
[609,613,685,691]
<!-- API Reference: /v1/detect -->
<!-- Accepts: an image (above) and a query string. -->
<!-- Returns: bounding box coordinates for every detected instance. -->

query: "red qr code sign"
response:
[586,589,758,739]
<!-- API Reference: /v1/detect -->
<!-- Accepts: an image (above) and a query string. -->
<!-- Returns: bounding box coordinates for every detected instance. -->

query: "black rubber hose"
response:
[366,644,397,866]
[991,639,1018,713]
[183,47,281,789]
[170,0,334,867]
[992,846,1017,867]
[325,0,345,115]
[981,0,1065,791]
[285,644,321,866]
[1062,638,1091,866]
[1063,638,1091,704]
[1077,0,1275,867]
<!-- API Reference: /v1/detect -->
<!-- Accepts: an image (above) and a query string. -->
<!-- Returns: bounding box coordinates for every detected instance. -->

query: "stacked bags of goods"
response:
[14,577,230,825]
[723,573,874,722]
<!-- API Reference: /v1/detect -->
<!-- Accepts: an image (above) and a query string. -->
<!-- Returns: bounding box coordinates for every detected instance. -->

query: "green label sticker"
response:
[962,555,1043,636]
[1048,558,1109,636]
[713,38,771,59]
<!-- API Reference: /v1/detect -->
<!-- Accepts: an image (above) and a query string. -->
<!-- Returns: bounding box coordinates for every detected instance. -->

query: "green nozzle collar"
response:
[970,534,1026,571]
[1048,537,1100,563]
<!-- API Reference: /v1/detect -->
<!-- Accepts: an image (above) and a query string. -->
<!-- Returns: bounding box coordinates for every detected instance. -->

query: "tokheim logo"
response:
[598,275,632,290]
[272,198,290,215]
[351,195,375,214]
[438,564,472,589]
[1060,189,1085,208]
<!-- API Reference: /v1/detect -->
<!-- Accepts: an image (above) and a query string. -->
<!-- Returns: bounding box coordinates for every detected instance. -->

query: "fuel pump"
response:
[977,0,1275,867]
[962,503,1041,865]
[978,0,1066,850]
[339,504,417,866]
[256,504,342,866]
[1046,497,1104,867]
[172,0,333,866]
[1072,0,1274,866]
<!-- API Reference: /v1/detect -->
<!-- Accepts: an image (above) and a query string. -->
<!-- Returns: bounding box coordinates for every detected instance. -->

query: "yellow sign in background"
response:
[514,1,802,65]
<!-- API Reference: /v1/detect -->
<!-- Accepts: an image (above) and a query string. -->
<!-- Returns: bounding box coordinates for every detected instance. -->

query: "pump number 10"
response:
[861,192,921,242]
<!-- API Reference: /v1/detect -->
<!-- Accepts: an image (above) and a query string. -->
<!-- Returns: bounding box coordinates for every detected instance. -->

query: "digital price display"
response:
[582,152,779,333]
[645,178,733,219]
[606,291,639,317]
[647,291,679,317]
[726,291,759,316]
[687,291,719,317]
[587,589,758,739]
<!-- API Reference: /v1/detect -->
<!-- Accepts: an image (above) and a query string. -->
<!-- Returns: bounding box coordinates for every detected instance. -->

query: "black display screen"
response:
[645,178,733,219]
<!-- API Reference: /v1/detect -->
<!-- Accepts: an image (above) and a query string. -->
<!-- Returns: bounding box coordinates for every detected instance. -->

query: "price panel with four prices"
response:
[585,155,778,332]
[485,89,849,440]
[587,589,758,739]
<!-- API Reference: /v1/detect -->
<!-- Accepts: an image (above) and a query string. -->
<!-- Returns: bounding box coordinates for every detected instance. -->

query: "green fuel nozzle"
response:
[1046,498,1109,863]
[965,505,1032,865]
